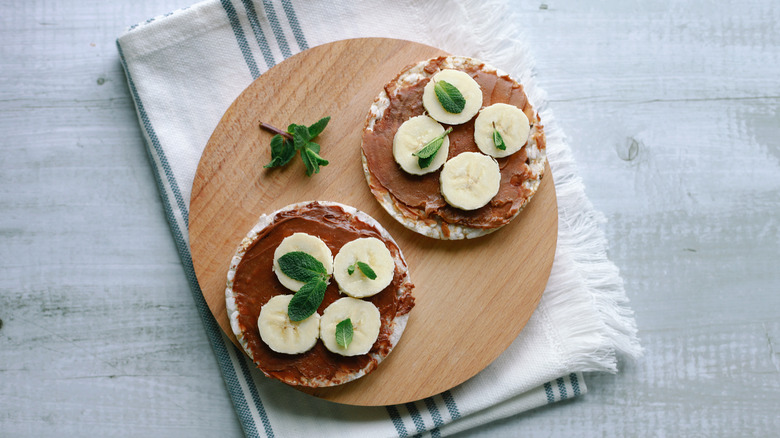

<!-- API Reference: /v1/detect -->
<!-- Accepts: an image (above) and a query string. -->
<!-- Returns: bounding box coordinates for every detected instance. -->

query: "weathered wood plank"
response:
[1,0,242,436]
[457,323,780,437]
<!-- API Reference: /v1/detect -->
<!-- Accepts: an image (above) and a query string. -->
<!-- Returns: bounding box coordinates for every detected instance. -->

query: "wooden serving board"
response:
[189,38,557,406]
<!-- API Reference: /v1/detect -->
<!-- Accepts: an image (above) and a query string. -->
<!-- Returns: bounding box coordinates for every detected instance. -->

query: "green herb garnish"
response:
[492,122,506,151]
[287,279,327,322]
[277,251,330,321]
[335,318,353,348]
[278,251,327,282]
[433,80,465,114]
[413,127,452,169]
[347,261,377,280]
[263,134,296,168]
[262,116,331,176]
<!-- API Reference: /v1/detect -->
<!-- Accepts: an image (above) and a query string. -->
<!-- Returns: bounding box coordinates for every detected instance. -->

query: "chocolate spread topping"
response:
[231,203,414,386]
[362,57,546,229]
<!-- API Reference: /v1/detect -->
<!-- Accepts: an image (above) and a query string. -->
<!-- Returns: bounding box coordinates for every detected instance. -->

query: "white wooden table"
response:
[2,0,778,436]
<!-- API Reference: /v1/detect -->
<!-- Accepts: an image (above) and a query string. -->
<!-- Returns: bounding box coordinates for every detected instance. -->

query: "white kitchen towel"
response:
[117,1,641,437]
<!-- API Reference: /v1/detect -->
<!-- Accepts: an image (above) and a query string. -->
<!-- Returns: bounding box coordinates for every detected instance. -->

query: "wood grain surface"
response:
[1,0,779,436]
[189,38,557,405]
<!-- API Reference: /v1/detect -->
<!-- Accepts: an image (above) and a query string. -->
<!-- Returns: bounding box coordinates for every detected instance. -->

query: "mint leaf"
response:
[278,251,327,282]
[492,123,506,150]
[301,147,329,176]
[335,318,353,348]
[356,261,377,280]
[414,127,452,159]
[434,80,466,114]
[309,147,329,165]
[413,127,452,168]
[301,147,315,176]
[292,124,311,148]
[264,135,296,168]
[307,116,331,138]
[348,261,378,280]
[288,278,327,321]
[417,154,436,170]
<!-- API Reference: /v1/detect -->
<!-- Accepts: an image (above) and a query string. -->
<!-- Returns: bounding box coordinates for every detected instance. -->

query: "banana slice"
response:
[320,297,381,356]
[393,115,450,175]
[333,237,395,298]
[422,69,483,125]
[440,152,501,210]
[474,103,531,158]
[272,232,333,292]
[257,294,321,355]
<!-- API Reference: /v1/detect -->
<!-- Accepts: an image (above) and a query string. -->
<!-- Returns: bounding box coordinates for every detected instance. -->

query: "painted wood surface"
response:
[1,0,778,436]
[189,37,557,405]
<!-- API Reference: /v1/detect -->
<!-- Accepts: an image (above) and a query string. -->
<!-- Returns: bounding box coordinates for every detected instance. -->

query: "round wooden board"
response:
[189,38,557,406]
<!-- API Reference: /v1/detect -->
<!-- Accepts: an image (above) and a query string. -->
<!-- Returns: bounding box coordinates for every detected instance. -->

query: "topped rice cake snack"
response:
[226,201,415,387]
[361,56,547,239]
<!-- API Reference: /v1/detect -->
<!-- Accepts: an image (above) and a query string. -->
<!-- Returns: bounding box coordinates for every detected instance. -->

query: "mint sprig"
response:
[347,261,377,280]
[335,318,353,348]
[413,127,452,169]
[433,80,466,114]
[262,116,331,176]
[492,122,506,151]
[277,251,330,321]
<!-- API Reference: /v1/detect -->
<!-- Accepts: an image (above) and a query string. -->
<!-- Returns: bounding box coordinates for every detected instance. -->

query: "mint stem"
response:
[259,122,293,140]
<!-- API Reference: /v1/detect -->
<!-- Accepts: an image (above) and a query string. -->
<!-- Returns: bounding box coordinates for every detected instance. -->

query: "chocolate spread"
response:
[231,203,415,386]
[362,57,546,229]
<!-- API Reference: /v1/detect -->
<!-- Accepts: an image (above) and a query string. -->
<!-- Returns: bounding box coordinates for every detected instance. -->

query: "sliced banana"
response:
[257,294,320,355]
[440,152,501,210]
[474,103,531,158]
[422,69,483,125]
[272,232,333,292]
[320,297,381,356]
[333,237,395,298]
[393,115,450,175]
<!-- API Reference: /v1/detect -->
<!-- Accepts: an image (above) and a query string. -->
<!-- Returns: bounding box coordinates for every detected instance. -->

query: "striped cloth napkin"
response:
[117,1,640,436]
